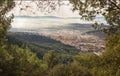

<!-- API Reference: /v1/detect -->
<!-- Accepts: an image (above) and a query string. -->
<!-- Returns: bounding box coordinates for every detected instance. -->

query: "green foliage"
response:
[101,32,120,75]
[73,53,100,68]
[0,1,47,76]
[48,64,67,76]
[0,0,14,46]
[43,50,60,69]
[0,45,47,76]
[48,62,91,76]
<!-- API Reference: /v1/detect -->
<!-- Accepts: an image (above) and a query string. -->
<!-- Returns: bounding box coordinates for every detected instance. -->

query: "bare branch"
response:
[108,0,120,9]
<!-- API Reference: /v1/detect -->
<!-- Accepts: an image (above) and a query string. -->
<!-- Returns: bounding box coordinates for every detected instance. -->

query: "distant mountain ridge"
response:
[14,16,82,19]
[14,16,60,18]
[14,15,105,20]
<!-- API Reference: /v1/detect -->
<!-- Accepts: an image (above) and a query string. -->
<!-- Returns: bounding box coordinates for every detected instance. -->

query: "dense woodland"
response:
[0,0,120,76]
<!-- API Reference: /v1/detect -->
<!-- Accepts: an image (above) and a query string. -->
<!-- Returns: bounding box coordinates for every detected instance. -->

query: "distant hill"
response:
[83,30,106,38]
[7,32,79,58]
[14,16,82,19]
[65,17,81,19]
[14,16,61,19]
[82,24,109,38]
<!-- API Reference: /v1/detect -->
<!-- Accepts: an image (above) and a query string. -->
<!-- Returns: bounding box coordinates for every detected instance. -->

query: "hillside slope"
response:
[7,32,80,58]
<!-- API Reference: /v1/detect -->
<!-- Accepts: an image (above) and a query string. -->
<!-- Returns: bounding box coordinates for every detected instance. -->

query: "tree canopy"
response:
[69,0,120,34]
[0,0,15,46]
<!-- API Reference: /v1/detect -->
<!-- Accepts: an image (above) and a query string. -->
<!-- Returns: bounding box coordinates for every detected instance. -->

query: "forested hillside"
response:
[7,32,79,58]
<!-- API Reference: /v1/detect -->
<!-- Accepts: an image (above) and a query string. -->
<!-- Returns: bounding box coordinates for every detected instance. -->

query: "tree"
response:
[43,50,60,69]
[48,62,91,76]
[67,1,120,75]
[0,1,47,76]
[101,32,120,75]
[0,0,15,46]
[69,0,120,34]
[0,45,47,76]
[48,64,67,76]
[73,53,100,68]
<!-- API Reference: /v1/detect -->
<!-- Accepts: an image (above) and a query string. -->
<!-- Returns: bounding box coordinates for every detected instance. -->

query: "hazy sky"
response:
[11,1,80,17]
